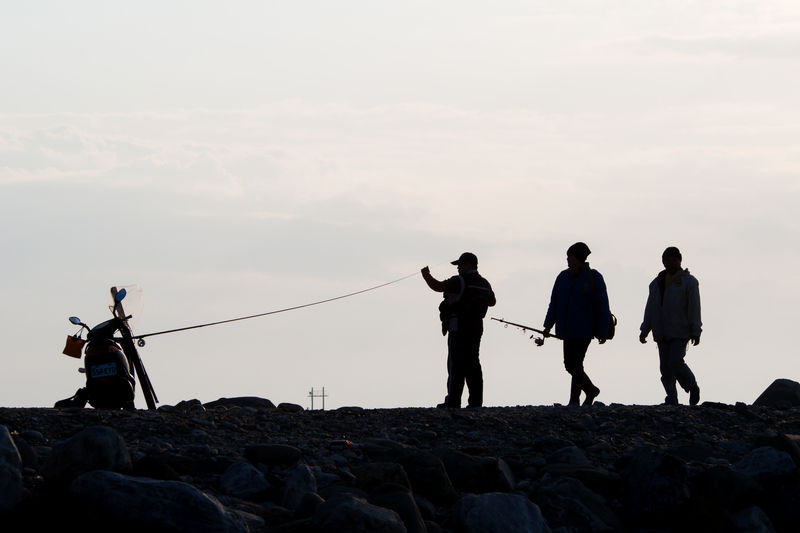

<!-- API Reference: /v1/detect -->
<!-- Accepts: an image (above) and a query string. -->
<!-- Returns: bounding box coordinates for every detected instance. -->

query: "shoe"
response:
[55,388,88,409]
[689,386,700,406]
[567,401,580,407]
[583,386,600,406]
[436,402,459,409]
[663,396,678,406]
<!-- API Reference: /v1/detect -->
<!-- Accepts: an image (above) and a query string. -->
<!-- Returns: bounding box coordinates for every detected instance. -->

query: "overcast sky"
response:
[2,1,799,410]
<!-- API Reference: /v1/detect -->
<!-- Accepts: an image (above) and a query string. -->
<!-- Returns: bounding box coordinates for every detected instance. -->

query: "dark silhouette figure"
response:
[640,246,702,405]
[543,242,611,406]
[422,252,496,408]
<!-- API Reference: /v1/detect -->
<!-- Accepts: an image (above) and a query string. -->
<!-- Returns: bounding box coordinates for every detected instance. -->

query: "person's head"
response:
[566,242,591,272]
[662,246,682,275]
[451,252,478,275]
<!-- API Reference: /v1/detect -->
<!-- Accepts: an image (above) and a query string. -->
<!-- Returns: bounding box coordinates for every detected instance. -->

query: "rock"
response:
[42,426,131,487]
[533,436,576,456]
[620,446,688,518]
[203,396,276,409]
[449,492,552,533]
[282,464,318,511]
[753,379,800,408]
[373,446,459,506]
[691,465,763,511]
[537,464,620,502]
[278,402,305,412]
[733,447,796,483]
[297,491,325,518]
[244,444,302,465]
[312,492,407,533]
[545,446,591,466]
[10,434,37,470]
[0,459,22,514]
[0,426,22,471]
[219,461,274,500]
[357,461,412,492]
[367,483,427,533]
[536,476,625,533]
[731,506,777,533]
[70,470,247,532]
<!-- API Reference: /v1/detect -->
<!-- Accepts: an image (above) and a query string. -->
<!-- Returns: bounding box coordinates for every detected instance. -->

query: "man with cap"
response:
[640,247,702,405]
[422,252,496,408]
[543,242,611,406]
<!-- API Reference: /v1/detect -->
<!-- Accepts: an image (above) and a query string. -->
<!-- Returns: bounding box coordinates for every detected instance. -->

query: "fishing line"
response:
[133,262,448,341]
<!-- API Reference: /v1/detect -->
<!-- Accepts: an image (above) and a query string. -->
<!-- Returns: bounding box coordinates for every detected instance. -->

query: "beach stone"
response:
[312,492,406,533]
[433,447,489,493]
[0,459,21,514]
[546,446,591,466]
[244,443,302,465]
[11,434,37,470]
[70,470,247,533]
[731,506,776,533]
[536,476,625,533]
[537,464,620,502]
[277,402,304,412]
[357,461,411,492]
[282,464,318,510]
[534,436,576,456]
[692,465,763,511]
[373,446,458,506]
[0,426,22,472]
[367,483,427,533]
[733,447,796,482]
[753,379,800,408]
[219,461,274,500]
[42,426,131,487]
[449,492,552,533]
[620,446,688,517]
[203,396,276,409]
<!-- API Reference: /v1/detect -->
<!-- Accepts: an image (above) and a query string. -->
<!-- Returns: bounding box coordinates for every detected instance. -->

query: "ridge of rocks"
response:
[2,398,800,532]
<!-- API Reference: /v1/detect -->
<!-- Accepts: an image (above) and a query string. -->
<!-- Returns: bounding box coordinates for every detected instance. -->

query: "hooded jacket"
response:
[544,262,611,339]
[640,267,702,342]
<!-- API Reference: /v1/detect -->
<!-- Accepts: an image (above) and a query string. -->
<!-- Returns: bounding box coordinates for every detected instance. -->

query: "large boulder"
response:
[536,476,625,533]
[449,492,551,533]
[42,426,131,487]
[753,379,800,408]
[70,470,247,533]
[203,397,276,409]
[620,446,688,518]
[312,492,407,533]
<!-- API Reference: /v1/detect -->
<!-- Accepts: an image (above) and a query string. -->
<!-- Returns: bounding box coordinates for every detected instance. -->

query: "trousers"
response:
[445,327,483,408]
[563,338,597,405]
[658,338,697,403]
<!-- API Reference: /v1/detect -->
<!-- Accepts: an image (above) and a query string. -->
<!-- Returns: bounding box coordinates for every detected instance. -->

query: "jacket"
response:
[544,262,611,339]
[443,270,494,334]
[640,268,702,342]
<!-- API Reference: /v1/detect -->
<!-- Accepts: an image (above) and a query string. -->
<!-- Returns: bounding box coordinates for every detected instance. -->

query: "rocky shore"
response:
[2,388,800,532]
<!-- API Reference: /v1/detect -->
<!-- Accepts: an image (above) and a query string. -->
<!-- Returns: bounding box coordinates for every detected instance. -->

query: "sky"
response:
[1,1,799,410]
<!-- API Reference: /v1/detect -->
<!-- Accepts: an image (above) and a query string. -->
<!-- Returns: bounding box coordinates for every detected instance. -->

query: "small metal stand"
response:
[308,387,329,410]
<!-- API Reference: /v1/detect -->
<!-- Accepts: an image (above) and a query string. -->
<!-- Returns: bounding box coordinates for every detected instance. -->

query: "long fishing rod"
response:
[491,317,562,346]
[133,265,443,342]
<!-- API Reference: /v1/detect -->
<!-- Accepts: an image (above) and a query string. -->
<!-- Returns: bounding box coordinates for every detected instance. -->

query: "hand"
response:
[598,338,607,345]
[639,332,648,344]
[691,335,700,346]
[543,327,552,338]
[421,266,430,276]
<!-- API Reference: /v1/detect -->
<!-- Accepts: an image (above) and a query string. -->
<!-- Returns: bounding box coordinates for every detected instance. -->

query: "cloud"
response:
[597,29,800,62]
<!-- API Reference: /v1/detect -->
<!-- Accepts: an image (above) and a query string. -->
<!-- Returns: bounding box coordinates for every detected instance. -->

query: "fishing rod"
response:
[490,317,562,346]
[132,264,446,344]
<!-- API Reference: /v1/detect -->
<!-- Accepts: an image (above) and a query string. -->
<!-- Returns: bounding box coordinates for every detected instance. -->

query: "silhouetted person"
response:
[640,246,702,405]
[422,252,495,408]
[543,242,611,406]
